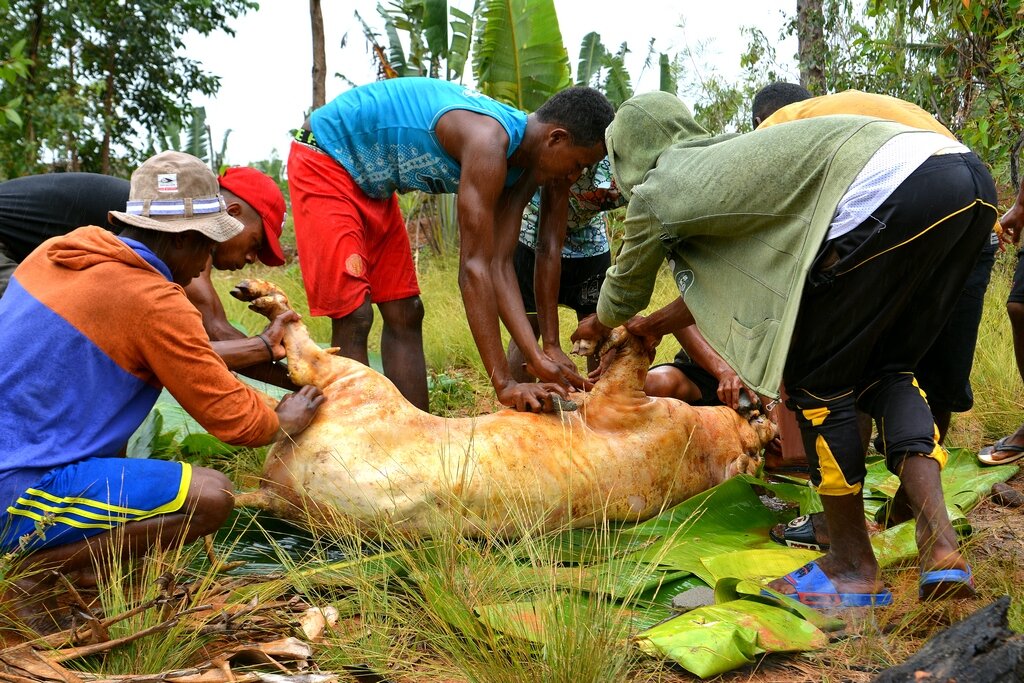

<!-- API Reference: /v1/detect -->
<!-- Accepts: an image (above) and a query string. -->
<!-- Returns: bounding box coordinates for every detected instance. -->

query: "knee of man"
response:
[342,299,376,335]
[185,468,234,535]
[383,295,425,329]
[403,295,425,326]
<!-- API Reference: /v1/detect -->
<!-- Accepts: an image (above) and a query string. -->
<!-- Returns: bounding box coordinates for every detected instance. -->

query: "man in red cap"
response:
[0,166,293,386]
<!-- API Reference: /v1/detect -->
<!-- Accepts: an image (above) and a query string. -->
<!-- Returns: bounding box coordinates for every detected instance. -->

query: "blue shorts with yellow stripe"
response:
[0,457,192,553]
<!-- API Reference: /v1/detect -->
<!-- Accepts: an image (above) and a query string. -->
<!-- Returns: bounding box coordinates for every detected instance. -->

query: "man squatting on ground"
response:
[288,77,614,412]
[572,92,996,608]
[0,152,325,630]
[0,167,297,388]
[749,83,1000,551]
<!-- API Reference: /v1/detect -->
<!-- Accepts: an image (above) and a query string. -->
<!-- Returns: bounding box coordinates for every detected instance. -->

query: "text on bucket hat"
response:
[108,151,243,242]
[218,166,287,266]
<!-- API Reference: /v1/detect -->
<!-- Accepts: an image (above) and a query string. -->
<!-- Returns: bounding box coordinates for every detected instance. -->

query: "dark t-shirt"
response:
[0,173,130,261]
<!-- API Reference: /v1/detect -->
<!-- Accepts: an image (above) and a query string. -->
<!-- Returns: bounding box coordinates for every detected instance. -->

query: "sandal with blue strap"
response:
[765,561,893,609]
[919,566,975,601]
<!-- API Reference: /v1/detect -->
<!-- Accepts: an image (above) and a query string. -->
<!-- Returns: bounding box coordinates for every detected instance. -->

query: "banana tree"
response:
[369,0,475,83]
[575,32,678,109]
[472,0,571,111]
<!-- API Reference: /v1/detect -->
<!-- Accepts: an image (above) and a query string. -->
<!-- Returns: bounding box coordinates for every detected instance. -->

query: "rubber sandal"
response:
[768,561,893,608]
[919,566,976,601]
[977,437,1024,466]
[769,515,829,551]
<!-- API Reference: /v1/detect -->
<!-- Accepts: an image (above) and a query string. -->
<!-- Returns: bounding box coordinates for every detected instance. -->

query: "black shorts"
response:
[784,152,997,495]
[650,350,722,406]
[1009,247,1024,304]
[914,231,998,412]
[513,242,610,317]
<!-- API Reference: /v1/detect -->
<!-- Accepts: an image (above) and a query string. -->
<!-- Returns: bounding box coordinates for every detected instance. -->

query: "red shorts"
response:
[287,141,419,318]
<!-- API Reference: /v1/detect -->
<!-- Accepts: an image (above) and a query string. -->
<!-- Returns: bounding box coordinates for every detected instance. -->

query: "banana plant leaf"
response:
[575,32,606,87]
[627,574,709,631]
[472,0,571,111]
[635,578,831,679]
[475,593,582,644]
[473,573,705,644]
[447,5,474,81]
[618,477,792,583]
[700,548,822,586]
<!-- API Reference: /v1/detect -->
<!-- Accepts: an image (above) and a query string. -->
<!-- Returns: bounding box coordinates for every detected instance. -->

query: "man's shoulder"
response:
[1,172,128,195]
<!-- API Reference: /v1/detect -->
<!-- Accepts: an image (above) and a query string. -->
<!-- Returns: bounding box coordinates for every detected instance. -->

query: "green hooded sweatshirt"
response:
[599,91,935,398]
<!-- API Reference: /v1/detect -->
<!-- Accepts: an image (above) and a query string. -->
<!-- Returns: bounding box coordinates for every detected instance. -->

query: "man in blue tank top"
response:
[288,78,614,413]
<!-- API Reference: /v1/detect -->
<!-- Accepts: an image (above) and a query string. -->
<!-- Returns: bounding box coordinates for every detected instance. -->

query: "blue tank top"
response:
[310,78,528,198]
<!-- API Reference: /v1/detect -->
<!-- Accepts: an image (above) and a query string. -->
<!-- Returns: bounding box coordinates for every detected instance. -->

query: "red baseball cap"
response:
[218,166,287,267]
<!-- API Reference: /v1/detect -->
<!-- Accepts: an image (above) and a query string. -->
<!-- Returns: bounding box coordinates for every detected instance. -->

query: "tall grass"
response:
[966,250,1024,445]
[256,489,683,683]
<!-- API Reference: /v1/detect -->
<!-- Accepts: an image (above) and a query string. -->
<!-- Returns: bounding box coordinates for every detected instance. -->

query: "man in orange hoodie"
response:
[0,167,295,388]
[0,152,325,632]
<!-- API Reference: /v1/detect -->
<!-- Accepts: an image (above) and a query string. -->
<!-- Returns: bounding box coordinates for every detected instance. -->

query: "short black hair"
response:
[752,82,813,128]
[535,86,616,148]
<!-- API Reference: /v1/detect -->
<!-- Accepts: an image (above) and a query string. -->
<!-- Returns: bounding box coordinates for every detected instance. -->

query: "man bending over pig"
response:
[573,92,995,608]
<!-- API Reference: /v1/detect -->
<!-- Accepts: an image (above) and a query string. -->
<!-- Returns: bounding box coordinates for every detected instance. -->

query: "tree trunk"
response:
[101,52,115,175]
[66,38,79,172]
[310,0,326,109]
[796,0,825,93]
[24,0,46,172]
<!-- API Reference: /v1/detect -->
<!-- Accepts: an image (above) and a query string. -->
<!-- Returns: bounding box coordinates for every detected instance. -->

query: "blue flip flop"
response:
[919,566,975,601]
[767,561,893,608]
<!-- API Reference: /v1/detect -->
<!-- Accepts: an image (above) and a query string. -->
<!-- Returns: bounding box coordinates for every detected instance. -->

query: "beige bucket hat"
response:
[109,151,243,242]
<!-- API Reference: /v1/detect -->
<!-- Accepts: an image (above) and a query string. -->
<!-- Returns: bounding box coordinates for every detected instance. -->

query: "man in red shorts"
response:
[289,78,614,412]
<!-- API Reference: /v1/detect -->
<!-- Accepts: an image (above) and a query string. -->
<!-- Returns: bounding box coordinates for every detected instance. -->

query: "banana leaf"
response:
[420,0,449,59]
[472,0,571,111]
[618,477,792,583]
[447,5,474,81]
[635,578,831,679]
[473,573,705,643]
[575,32,606,87]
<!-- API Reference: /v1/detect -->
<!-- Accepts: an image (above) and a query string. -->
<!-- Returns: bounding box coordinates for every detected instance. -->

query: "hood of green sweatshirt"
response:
[605,92,713,200]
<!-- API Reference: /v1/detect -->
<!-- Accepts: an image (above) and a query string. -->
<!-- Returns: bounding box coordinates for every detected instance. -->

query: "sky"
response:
[184,1,798,165]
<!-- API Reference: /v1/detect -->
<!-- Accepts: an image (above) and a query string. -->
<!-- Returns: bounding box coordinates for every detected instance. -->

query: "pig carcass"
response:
[231,279,776,537]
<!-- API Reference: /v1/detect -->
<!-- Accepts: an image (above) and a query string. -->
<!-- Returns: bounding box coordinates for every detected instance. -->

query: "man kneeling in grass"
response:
[0,152,325,633]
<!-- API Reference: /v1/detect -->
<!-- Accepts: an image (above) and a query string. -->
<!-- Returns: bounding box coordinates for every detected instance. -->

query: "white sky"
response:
[185,1,798,165]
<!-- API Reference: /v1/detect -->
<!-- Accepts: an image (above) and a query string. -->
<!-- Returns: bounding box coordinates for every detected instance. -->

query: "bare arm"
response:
[675,323,751,410]
[184,261,242,341]
[184,261,297,389]
[493,177,585,388]
[437,110,567,411]
[533,181,581,378]
[1002,182,1024,247]
[625,296,696,338]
